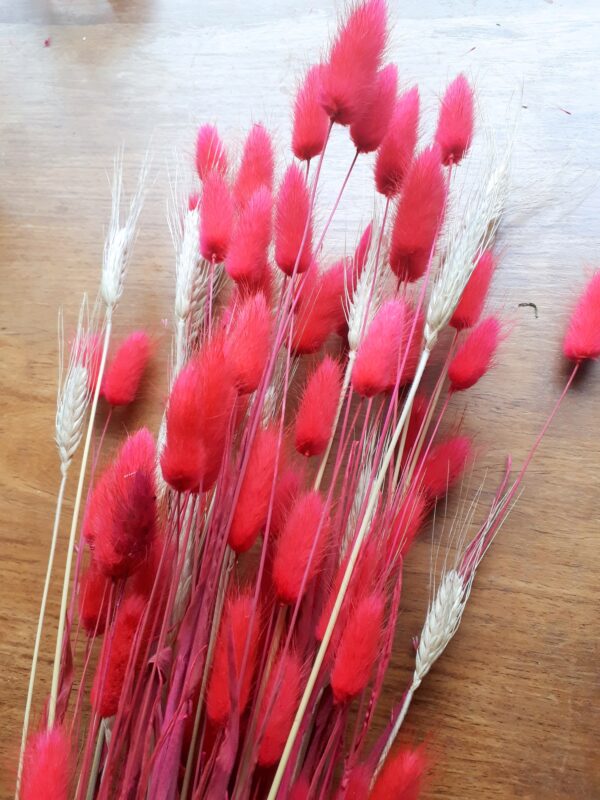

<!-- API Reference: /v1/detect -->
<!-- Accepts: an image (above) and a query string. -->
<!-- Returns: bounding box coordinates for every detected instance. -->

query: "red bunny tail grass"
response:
[354,221,374,276]
[350,63,397,154]
[233,123,274,208]
[450,249,496,330]
[375,86,420,197]
[275,164,313,275]
[225,292,271,394]
[291,260,347,354]
[272,490,329,603]
[91,594,147,718]
[93,429,157,579]
[195,123,228,180]
[295,356,343,457]
[331,592,385,703]
[351,299,405,396]
[256,650,302,766]
[320,0,388,126]
[229,426,281,553]
[78,560,111,636]
[449,316,501,392]
[200,171,234,263]
[21,726,72,800]
[421,436,472,502]
[389,146,447,282]
[102,330,152,407]
[271,464,304,537]
[435,73,474,166]
[206,590,260,725]
[344,764,372,800]
[292,64,330,162]
[226,187,273,288]
[370,745,427,800]
[563,271,600,361]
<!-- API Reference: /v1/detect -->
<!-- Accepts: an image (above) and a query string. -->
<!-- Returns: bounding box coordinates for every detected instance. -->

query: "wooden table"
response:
[1,1,598,797]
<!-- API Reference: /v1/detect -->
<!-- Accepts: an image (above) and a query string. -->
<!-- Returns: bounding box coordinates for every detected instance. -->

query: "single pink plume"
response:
[563,271,600,361]
[351,299,407,396]
[375,86,420,197]
[370,745,428,800]
[350,63,397,153]
[226,187,273,288]
[435,73,475,166]
[354,221,373,276]
[320,0,388,126]
[256,650,302,766]
[271,464,304,537]
[292,64,330,161]
[275,163,313,275]
[449,316,501,392]
[225,291,272,394]
[291,260,347,354]
[78,560,110,636]
[450,249,496,330]
[195,124,228,180]
[101,331,152,407]
[22,726,71,800]
[200,171,234,262]
[421,435,472,502]
[295,356,343,457]
[233,123,274,208]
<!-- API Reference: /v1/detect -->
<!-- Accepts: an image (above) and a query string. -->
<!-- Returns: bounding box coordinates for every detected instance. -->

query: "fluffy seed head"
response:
[435,73,474,166]
[354,221,373,277]
[350,64,397,153]
[421,436,472,502]
[450,249,496,330]
[102,331,152,407]
[292,64,330,161]
[449,316,501,391]
[256,650,302,766]
[78,561,111,636]
[563,271,600,361]
[225,292,272,394]
[352,299,411,396]
[295,356,343,457]
[226,187,273,288]
[370,745,427,800]
[22,726,71,800]
[233,123,274,208]
[275,164,313,275]
[375,86,420,197]
[200,171,234,262]
[195,124,228,180]
[291,260,347,354]
[271,464,304,537]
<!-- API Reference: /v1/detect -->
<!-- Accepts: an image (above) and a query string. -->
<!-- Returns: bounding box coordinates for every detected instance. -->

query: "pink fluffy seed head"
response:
[450,249,496,330]
[78,561,111,636]
[354,221,374,276]
[200,171,234,262]
[256,650,303,766]
[291,260,347,354]
[351,299,406,396]
[225,291,272,394]
[292,64,330,161]
[275,164,313,275]
[375,85,420,197]
[435,73,475,166]
[421,435,472,502]
[233,123,274,208]
[370,745,428,800]
[350,63,398,153]
[449,316,501,392]
[195,124,228,181]
[22,726,72,800]
[102,331,152,407]
[320,0,388,126]
[225,187,273,288]
[295,356,343,457]
[271,464,304,537]
[563,271,600,361]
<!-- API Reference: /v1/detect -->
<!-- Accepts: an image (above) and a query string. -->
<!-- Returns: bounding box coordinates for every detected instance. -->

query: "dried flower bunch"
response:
[16,1,599,798]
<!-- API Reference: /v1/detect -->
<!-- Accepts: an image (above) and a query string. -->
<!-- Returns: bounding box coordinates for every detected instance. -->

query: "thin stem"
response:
[313,150,359,258]
[374,682,419,779]
[85,720,106,800]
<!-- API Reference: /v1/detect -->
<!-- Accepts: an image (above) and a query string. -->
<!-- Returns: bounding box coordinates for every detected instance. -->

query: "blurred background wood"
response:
[0,0,598,797]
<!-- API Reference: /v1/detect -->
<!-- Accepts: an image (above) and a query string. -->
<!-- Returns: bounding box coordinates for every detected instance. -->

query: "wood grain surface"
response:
[1,1,599,797]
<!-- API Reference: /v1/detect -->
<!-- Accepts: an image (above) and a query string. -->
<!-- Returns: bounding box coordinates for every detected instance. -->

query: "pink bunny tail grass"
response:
[563,270,600,361]
[421,435,472,502]
[78,560,110,636]
[101,330,152,407]
[226,187,273,288]
[275,163,313,275]
[389,145,447,282]
[272,490,329,603]
[200,171,234,262]
[229,425,281,553]
[256,650,303,766]
[450,249,496,330]
[351,299,409,396]
[21,726,72,800]
[435,73,474,166]
[320,0,388,126]
[370,745,428,800]
[233,123,274,208]
[291,261,347,355]
[449,316,501,392]
[206,590,260,725]
[271,464,304,537]
[292,64,330,162]
[350,63,397,153]
[354,221,374,276]
[375,86,420,197]
[331,592,385,703]
[295,355,343,457]
[225,291,272,394]
[195,123,228,181]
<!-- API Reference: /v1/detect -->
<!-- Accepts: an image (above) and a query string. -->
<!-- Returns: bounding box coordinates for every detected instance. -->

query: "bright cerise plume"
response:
[21,726,71,800]
[256,650,302,766]
[320,0,388,126]
[449,316,501,392]
[291,260,347,354]
[375,85,420,197]
[389,146,447,282]
[89,429,157,579]
[450,249,496,330]
[225,292,271,394]
[195,124,228,181]
[292,64,330,162]
[370,745,428,800]
[233,123,274,208]
[206,590,260,724]
[229,426,281,553]
[275,164,313,275]
[101,331,152,407]
[295,356,343,457]
[226,187,272,288]
[354,221,373,276]
[272,490,329,603]
[435,73,474,166]
[200,171,234,263]
[350,64,397,153]
[271,464,304,537]
[78,560,110,636]
[331,592,385,703]
[563,271,600,361]
[91,594,147,718]
[420,435,472,502]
